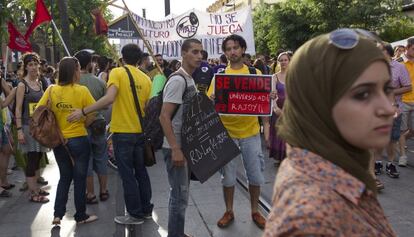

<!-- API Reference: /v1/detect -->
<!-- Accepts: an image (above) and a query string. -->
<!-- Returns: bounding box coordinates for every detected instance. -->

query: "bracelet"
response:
[81,108,87,116]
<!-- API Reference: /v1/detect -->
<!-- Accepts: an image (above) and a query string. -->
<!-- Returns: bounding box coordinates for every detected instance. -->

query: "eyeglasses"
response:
[329,28,381,50]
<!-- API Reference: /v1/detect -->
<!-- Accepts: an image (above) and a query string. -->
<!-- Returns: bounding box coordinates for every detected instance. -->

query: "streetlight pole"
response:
[50,0,56,65]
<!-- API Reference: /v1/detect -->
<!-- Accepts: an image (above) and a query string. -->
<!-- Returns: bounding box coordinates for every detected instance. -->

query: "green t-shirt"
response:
[79,73,106,119]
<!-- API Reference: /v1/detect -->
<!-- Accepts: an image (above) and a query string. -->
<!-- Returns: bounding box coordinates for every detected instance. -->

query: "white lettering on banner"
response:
[121,7,255,59]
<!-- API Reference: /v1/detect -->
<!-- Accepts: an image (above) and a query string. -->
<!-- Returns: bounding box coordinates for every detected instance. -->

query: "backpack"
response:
[29,86,65,148]
[144,72,188,150]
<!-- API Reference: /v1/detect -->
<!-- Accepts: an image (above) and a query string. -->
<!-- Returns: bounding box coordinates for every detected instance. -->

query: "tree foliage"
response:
[253,0,413,55]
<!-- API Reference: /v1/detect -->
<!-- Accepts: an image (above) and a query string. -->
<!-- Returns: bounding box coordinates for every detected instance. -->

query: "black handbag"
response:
[124,66,156,167]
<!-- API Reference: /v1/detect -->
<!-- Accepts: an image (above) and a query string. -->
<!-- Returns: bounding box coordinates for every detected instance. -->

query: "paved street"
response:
[0,139,414,237]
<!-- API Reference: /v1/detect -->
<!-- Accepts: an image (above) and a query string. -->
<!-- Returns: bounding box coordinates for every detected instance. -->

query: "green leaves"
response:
[253,0,411,54]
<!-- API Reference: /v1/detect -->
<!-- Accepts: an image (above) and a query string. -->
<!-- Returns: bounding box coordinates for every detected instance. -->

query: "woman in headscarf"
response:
[263,30,396,236]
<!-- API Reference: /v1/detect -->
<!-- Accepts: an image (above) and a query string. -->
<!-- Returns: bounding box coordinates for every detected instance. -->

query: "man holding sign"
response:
[207,34,273,230]
[159,39,203,237]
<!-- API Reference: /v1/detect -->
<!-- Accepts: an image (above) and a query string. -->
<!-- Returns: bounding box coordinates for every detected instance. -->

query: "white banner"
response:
[129,8,255,59]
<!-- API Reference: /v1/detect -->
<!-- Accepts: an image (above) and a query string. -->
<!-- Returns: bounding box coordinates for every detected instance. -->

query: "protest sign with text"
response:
[110,7,255,59]
[181,93,240,183]
[214,74,273,116]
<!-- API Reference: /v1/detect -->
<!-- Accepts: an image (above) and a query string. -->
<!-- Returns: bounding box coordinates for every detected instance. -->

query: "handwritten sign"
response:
[109,7,255,59]
[214,74,272,116]
[181,93,240,183]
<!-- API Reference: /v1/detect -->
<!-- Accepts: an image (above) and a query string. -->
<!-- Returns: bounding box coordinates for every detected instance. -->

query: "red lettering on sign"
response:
[207,24,244,35]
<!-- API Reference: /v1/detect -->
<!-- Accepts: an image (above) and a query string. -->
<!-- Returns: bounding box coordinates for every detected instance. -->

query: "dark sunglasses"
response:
[329,28,381,50]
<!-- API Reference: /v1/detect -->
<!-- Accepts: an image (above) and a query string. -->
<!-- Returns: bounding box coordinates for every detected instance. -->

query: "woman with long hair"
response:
[37,57,98,225]
[15,53,49,203]
[268,52,291,165]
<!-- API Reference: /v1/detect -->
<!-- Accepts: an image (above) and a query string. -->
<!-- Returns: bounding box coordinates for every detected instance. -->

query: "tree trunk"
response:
[57,0,71,55]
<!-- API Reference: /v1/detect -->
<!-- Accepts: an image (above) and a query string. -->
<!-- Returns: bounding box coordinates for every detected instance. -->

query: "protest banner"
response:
[181,93,240,183]
[108,7,255,59]
[214,74,273,116]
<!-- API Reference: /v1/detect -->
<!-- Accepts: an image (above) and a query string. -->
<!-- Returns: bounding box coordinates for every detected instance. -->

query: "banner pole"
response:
[51,20,71,56]
[121,0,163,75]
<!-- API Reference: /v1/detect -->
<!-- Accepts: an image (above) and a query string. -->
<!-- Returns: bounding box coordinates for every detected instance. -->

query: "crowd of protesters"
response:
[0,31,413,237]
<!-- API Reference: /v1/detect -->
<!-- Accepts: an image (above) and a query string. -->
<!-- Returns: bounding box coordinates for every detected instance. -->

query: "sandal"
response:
[77,214,98,224]
[252,212,266,229]
[38,189,50,196]
[0,190,12,197]
[52,217,61,225]
[217,210,234,228]
[99,190,109,201]
[37,177,48,185]
[86,195,98,204]
[1,184,15,190]
[30,194,49,203]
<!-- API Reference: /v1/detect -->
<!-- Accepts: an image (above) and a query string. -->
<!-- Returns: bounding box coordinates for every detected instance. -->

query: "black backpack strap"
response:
[166,71,188,119]
[123,66,146,133]
[248,66,256,74]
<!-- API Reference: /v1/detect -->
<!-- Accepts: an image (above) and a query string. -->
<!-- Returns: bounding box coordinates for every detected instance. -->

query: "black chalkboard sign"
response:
[181,93,240,183]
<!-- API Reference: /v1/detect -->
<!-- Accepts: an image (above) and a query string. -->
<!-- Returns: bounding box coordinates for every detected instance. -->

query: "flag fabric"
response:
[24,0,52,39]
[7,22,32,52]
[91,8,108,35]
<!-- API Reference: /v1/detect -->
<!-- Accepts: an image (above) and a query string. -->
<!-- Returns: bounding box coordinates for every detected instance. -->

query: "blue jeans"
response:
[87,130,108,176]
[163,148,190,237]
[53,136,90,222]
[112,133,153,218]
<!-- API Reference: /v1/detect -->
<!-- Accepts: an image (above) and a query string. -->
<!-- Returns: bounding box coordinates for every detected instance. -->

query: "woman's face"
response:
[25,61,39,77]
[332,61,395,150]
[278,55,290,70]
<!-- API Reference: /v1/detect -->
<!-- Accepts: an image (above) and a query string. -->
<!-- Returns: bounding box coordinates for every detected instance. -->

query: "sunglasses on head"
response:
[329,28,381,50]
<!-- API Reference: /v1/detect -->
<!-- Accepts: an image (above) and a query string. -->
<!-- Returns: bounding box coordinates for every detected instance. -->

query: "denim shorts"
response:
[87,129,108,176]
[391,114,402,142]
[401,102,414,131]
[220,134,265,187]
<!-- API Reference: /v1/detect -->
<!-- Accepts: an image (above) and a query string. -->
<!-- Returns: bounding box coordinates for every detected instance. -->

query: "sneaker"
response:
[374,161,383,175]
[386,163,400,178]
[399,155,408,167]
[114,215,144,225]
[143,212,152,220]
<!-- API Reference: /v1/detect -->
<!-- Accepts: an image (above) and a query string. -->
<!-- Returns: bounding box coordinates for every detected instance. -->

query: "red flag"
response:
[91,8,108,35]
[7,22,32,52]
[24,0,52,39]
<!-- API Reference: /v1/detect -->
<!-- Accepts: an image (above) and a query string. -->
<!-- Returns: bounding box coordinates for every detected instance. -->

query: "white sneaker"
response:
[114,215,144,225]
[399,155,408,167]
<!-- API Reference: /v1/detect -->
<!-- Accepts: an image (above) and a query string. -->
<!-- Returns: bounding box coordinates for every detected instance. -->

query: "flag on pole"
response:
[24,0,52,39]
[7,22,32,52]
[91,8,108,35]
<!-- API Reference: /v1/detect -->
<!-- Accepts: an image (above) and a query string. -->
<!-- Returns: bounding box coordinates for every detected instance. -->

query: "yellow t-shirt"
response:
[107,65,152,133]
[207,65,261,139]
[402,61,414,103]
[37,84,96,139]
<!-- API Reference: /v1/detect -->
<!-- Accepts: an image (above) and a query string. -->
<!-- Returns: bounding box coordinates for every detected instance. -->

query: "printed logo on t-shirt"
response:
[56,102,73,110]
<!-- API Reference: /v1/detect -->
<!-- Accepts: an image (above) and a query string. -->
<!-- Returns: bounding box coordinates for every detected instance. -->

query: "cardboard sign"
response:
[214,74,272,116]
[181,93,240,183]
